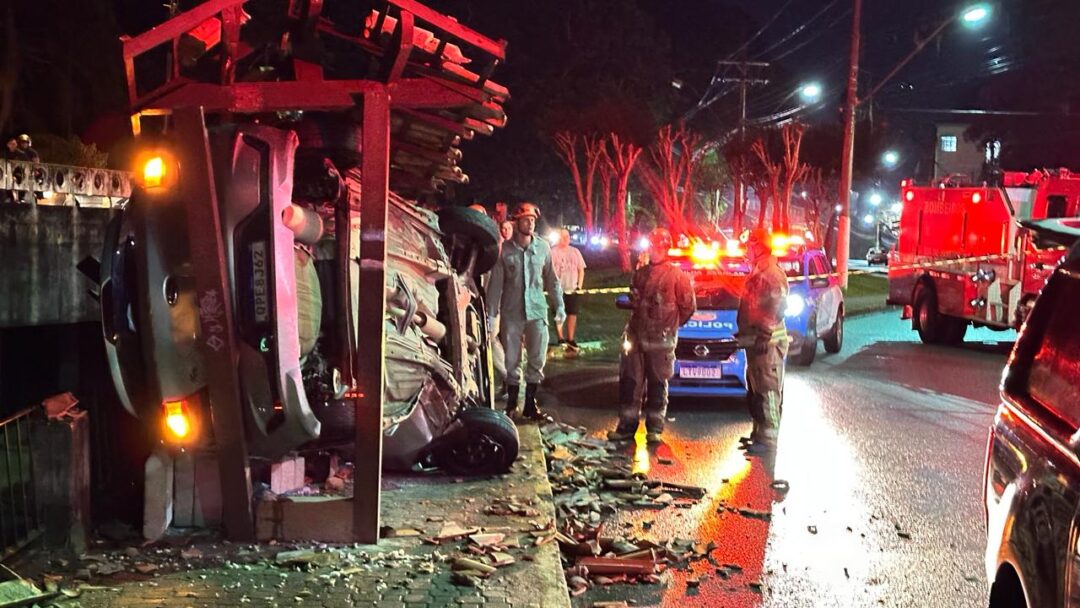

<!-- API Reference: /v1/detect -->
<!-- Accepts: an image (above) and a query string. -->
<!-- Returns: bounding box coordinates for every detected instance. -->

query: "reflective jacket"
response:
[627,262,696,351]
[488,236,564,322]
[737,255,789,345]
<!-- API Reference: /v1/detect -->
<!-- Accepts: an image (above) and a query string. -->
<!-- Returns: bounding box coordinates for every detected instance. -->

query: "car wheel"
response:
[824,307,843,353]
[437,207,500,275]
[792,309,817,366]
[436,408,519,475]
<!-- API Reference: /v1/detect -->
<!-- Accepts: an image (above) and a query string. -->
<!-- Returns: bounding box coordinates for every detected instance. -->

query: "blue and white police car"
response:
[624,234,846,401]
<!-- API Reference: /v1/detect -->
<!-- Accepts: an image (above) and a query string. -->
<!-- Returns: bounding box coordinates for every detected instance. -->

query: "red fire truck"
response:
[888,169,1080,344]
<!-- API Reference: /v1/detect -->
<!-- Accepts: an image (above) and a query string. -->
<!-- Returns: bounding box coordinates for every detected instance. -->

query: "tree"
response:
[636,124,701,237]
[552,131,607,232]
[800,168,838,245]
[596,146,615,231]
[777,122,810,233]
[696,149,730,228]
[750,138,780,230]
[608,133,642,271]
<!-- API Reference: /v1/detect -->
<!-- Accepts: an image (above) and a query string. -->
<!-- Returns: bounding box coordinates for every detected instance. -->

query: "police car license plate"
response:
[679,365,724,379]
[251,241,269,323]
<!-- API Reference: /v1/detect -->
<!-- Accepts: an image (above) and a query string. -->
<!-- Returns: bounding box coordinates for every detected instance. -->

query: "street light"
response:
[799,82,823,103]
[836,1,992,287]
[869,192,883,206]
[862,214,875,225]
[961,4,991,26]
[882,150,900,168]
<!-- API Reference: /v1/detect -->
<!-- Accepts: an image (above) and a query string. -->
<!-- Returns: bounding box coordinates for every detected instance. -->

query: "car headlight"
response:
[785,294,806,317]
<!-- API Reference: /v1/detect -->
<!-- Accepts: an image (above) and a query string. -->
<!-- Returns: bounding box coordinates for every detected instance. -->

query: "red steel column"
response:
[353,88,391,544]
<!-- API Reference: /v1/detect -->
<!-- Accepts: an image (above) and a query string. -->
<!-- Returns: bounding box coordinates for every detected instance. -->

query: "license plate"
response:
[679,365,724,379]
[251,241,269,323]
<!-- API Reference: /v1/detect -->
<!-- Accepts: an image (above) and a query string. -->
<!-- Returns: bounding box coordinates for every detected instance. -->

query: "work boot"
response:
[522,383,552,422]
[645,431,664,444]
[607,422,637,442]
[504,384,520,416]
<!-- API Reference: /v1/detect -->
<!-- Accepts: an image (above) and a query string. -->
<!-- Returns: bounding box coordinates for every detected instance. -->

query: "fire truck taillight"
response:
[144,157,166,188]
[905,190,915,202]
[972,192,983,204]
[162,399,195,442]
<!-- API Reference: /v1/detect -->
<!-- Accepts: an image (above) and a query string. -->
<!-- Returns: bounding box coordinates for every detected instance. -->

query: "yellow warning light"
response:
[163,400,192,440]
[143,156,166,189]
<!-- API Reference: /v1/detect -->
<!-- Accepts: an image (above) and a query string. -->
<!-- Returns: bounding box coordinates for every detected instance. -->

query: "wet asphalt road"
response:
[541,308,1014,608]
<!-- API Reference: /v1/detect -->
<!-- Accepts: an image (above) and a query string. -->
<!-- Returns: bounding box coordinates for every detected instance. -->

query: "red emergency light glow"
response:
[905,190,915,202]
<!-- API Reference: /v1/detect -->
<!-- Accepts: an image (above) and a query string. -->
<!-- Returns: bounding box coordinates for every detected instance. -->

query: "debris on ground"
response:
[541,422,726,599]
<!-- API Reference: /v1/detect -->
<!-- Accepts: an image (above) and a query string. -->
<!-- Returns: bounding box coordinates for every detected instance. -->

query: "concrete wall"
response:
[0,205,114,327]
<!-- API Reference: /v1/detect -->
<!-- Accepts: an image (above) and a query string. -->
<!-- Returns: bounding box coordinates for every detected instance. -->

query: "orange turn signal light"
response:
[163,400,194,441]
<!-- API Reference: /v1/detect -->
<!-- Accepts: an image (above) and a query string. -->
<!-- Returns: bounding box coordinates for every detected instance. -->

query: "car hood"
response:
[678,308,738,339]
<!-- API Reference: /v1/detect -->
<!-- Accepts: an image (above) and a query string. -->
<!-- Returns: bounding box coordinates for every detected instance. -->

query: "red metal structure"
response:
[887,170,1080,344]
[117,0,509,543]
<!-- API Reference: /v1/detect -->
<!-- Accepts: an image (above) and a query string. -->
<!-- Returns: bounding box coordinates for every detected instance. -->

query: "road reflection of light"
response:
[764,375,880,604]
[632,429,650,475]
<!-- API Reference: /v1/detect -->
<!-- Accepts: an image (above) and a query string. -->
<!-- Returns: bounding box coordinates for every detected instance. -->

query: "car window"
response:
[1027,267,1080,429]
[778,259,803,277]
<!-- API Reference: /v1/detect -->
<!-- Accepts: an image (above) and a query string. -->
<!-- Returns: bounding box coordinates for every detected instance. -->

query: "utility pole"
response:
[836,0,862,288]
[717,59,769,233]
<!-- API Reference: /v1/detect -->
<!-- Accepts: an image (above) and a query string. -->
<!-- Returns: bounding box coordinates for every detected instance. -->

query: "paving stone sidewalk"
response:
[10,426,569,608]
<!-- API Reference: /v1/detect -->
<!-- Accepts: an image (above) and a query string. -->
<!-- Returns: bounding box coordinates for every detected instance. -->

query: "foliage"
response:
[636,125,702,237]
[32,134,110,167]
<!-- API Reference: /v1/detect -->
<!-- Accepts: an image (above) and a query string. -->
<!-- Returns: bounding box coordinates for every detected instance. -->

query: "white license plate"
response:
[251,241,269,323]
[679,365,725,379]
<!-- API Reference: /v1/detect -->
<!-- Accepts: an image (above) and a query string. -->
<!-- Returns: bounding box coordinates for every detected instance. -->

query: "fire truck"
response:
[887,170,1080,344]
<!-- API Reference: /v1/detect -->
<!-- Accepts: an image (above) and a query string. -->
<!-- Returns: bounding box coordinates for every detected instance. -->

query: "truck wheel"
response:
[437,207,500,275]
[792,310,817,366]
[437,408,519,475]
[944,317,968,345]
[914,286,948,344]
[824,308,843,354]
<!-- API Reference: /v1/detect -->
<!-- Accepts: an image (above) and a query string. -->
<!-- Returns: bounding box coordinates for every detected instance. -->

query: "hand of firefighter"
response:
[486,315,496,336]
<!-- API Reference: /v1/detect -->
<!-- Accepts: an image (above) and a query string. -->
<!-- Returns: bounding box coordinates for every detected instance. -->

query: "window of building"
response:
[940,135,958,153]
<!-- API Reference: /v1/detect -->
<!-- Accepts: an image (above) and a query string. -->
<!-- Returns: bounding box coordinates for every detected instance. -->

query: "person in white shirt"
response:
[550,228,587,351]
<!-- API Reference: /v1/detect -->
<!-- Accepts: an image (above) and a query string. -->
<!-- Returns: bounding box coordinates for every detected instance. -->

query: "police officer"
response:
[608,228,695,443]
[736,228,789,451]
[487,202,565,421]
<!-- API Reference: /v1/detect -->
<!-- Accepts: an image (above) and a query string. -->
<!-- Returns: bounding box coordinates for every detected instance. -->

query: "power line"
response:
[752,0,842,62]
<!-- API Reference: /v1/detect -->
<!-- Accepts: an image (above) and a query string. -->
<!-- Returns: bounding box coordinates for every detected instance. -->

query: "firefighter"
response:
[736,228,789,451]
[608,228,695,444]
[487,202,565,421]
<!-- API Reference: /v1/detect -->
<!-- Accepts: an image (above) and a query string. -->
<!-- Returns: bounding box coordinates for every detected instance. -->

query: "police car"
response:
[624,234,845,401]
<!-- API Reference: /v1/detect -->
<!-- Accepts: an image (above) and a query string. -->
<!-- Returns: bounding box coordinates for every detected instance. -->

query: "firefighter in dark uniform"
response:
[736,228,789,451]
[608,228,696,444]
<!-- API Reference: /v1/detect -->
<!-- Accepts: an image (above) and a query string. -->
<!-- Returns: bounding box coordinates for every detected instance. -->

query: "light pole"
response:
[835,2,991,287]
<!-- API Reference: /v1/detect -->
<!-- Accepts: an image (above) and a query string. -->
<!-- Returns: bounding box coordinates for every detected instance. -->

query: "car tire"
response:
[436,408,519,475]
[437,207,500,275]
[824,307,843,354]
[792,309,817,366]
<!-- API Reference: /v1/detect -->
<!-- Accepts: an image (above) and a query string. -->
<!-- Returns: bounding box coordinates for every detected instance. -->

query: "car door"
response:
[807,254,835,334]
[999,259,1080,608]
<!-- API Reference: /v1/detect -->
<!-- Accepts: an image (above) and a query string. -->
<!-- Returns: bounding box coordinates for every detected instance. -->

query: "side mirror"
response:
[615,295,632,310]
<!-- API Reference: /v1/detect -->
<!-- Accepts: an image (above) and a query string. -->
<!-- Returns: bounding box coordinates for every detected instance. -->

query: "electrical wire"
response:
[751,0,842,62]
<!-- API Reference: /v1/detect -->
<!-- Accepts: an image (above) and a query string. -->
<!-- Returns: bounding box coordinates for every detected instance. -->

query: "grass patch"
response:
[843,273,888,299]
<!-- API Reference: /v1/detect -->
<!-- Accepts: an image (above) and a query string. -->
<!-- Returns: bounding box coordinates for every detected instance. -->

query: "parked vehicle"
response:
[984,219,1080,608]
[888,170,1080,345]
[615,234,845,404]
[865,246,888,265]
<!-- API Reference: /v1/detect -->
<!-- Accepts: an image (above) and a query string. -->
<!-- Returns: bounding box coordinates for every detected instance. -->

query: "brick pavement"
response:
[17,426,569,608]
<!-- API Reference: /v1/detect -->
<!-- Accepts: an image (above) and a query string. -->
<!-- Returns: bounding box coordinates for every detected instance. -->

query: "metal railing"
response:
[0,160,131,208]
[0,408,40,560]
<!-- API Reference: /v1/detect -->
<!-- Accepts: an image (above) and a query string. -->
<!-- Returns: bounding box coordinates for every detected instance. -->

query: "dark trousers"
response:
[618,347,675,432]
